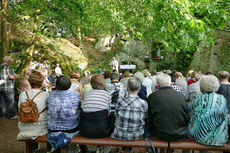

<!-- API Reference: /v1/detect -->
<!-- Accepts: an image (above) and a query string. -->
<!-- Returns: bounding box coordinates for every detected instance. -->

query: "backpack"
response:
[111,83,120,105]
[19,91,46,123]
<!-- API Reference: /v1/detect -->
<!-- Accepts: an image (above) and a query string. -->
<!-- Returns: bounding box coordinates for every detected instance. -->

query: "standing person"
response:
[55,64,62,77]
[0,56,19,119]
[110,57,119,72]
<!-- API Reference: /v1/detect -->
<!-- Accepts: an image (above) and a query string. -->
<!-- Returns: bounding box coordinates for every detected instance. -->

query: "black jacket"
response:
[79,110,113,138]
[147,86,189,141]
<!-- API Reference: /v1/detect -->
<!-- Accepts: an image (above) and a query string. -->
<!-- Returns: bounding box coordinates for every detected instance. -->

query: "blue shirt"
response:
[188,92,229,146]
[47,90,81,131]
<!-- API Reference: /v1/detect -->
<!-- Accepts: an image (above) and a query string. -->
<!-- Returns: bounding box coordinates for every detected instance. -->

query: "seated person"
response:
[142,69,153,97]
[17,69,31,94]
[17,71,49,152]
[185,73,202,102]
[174,72,187,95]
[80,74,112,153]
[105,72,127,111]
[111,77,148,140]
[47,76,81,152]
[147,73,189,141]
[134,71,147,101]
[217,71,230,112]
[189,75,228,146]
[120,71,131,87]
[70,71,84,104]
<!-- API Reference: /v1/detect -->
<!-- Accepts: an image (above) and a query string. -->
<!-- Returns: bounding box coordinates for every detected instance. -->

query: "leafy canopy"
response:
[6,0,230,53]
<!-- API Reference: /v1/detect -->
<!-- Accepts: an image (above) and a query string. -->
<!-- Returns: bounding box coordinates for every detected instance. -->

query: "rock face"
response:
[10,30,88,75]
[189,24,230,73]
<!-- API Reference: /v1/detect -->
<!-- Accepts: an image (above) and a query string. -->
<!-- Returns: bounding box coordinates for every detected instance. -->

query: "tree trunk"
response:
[77,21,83,49]
[20,14,39,75]
[0,0,8,62]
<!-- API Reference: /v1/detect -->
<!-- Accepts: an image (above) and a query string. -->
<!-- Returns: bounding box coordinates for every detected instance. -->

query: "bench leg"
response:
[25,142,32,153]
[61,145,68,153]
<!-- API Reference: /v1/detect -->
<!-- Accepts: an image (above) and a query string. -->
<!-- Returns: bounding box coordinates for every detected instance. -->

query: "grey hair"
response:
[111,72,119,80]
[127,77,141,92]
[156,73,171,87]
[134,72,144,82]
[200,75,220,92]
[195,74,203,81]
[218,71,229,80]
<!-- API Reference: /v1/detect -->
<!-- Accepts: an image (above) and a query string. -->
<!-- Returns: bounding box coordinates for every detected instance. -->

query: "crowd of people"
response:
[1,55,230,153]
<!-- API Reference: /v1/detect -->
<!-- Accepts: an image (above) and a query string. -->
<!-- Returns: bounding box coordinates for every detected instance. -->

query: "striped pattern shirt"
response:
[0,63,16,91]
[82,89,111,112]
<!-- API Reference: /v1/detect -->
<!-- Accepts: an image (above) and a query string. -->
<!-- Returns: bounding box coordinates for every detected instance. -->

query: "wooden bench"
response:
[22,135,230,153]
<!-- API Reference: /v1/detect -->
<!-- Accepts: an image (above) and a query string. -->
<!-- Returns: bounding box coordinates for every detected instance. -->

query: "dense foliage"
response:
[2,0,230,71]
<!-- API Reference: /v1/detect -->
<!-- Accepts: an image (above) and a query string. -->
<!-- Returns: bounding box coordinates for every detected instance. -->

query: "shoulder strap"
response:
[39,107,47,115]
[113,82,119,91]
[31,91,43,101]
[25,91,31,101]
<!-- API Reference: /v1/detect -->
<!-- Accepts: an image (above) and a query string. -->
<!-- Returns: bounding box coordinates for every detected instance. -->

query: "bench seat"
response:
[23,135,230,153]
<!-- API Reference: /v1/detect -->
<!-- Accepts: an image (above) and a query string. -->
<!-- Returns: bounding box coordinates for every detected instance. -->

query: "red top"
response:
[187,79,195,86]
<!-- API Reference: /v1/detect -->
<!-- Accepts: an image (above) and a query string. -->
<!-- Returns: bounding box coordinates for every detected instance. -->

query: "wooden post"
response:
[25,142,32,153]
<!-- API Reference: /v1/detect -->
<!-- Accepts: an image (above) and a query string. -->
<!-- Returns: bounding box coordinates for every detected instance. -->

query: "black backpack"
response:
[111,83,120,105]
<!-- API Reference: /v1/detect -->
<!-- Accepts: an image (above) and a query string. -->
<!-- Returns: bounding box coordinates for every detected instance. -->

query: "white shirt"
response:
[142,77,153,97]
[55,66,62,76]
[110,59,119,72]
[17,89,49,140]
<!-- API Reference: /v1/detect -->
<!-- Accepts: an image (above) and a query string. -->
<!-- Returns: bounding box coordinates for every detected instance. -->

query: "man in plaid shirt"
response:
[0,56,19,119]
[111,77,148,140]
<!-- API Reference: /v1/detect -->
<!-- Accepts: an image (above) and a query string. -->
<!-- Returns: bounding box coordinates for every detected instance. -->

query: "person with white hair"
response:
[0,56,19,119]
[147,73,189,141]
[188,75,228,146]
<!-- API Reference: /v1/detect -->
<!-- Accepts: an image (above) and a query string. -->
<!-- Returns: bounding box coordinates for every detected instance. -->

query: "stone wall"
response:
[189,24,230,74]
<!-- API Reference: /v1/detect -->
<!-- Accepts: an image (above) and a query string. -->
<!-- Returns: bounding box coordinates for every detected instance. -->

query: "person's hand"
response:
[9,74,19,80]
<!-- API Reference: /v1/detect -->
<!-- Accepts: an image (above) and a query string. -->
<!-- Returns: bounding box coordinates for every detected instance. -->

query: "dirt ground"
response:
[0,118,223,153]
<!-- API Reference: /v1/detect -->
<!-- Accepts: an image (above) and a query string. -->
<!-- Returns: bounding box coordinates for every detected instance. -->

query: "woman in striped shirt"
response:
[80,74,112,153]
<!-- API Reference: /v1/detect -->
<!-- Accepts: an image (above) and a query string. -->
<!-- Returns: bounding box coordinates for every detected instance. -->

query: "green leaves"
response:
[6,0,229,55]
